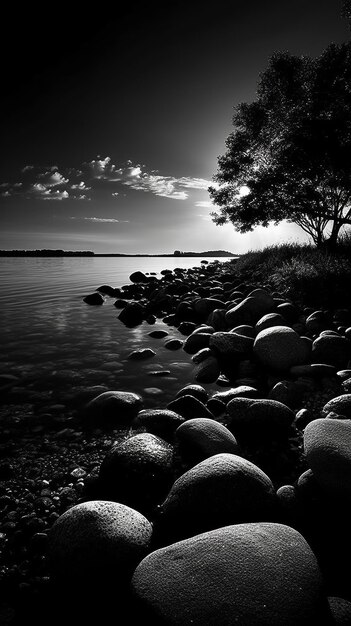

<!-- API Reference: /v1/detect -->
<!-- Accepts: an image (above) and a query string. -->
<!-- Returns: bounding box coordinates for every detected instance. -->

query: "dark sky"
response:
[0,0,349,253]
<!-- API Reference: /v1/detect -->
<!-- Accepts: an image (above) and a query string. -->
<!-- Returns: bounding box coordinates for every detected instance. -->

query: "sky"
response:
[0,0,349,254]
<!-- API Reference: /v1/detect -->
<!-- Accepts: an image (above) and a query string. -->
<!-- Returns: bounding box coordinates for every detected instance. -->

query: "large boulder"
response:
[226,398,295,444]
[304,418,351,496]
[132,409,185,440]
[209,331,254,358]
[83,390,143,428]
[131,523,329,625]
[321,394,351,418]
[311,334,350,368]
[225,289,276,328]
[155,453,277,542]
[253,325,311,371]
[176,418,239,463]
[118,302,145,326]
[48,500,152,587]
[99,433,175,513]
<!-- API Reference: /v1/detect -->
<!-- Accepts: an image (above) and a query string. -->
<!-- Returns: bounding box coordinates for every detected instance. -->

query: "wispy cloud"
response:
[0,156,214,204]
[70,216,129,223]
[195,200,214,208]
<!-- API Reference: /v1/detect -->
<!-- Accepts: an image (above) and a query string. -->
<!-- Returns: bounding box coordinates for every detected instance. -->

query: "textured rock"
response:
[132,523,328,626]
[328,597,351,624]
[255,312,286,333]
[311,335,350,368]
[48,500,152,585]
[183,332,211,354]
[132,409,185,440]
[176,418,239,462]
[194,356,221,383]
[209,331,254,357]
[304,418,351,495]
[156,453,276,542]
[175,384,208,403]
[254,326,311,371]
[99,433,175,513]
[167,394,214,420]
[84,390,143,428]
[225,290,276,328]
[227,398,295,444]
[321,394,351,418]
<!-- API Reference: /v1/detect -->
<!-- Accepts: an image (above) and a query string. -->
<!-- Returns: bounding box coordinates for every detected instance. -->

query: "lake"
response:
[0,256,232,417]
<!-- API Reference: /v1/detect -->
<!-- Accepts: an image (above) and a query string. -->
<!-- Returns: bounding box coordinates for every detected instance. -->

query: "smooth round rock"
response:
[253,326,311,371]
[167,394,214,420]
[311,335,350,368]
[128,348,156,360]
[194,356,220,383]
[175,384,208,403]
[84,390,143,428]
[321,394,351,419]
[209,331,254,357]
[118,302,144,326]
[328,597,351,624]
[132,523,328,625]
[83,292,104,305]
[132,409,185,440]
[304,418,351,495]
[176,418,239,462]
[156,453,276,542]
[48,500,152,585]
[227,398,295,444]
[99,433,175,513]
[255,312,286,333]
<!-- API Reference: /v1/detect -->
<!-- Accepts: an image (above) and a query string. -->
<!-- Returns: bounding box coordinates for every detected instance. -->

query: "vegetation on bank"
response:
[227,235,351,308]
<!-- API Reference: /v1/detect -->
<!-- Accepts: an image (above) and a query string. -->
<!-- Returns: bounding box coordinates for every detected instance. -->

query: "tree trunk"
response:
[323,221,342,251]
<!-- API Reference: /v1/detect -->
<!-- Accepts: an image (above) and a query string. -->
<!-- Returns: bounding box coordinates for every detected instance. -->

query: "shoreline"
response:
[1,257,351,624]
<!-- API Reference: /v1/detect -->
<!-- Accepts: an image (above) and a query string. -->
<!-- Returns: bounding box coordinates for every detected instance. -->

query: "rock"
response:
[231,324,255,337]
[255,312,286,333]
[83,292,104,305]
[276,302,300,324]
[118,302,144,326]
[268,380,304,409]
[96,284,116,296]
[183,332,211,354]
[321,394,351,418]
[253,326,311,371]
[209,331,254,357]
[192,347,213,363]
[148,330,169,338]
[305,310,332,335]
[175,384,208,403]
[206,397,226,416]
[193,298,226,319]
[131,523,328,625]
[48,500,152,587]
[328,597,351,624]
[99,433,175,513]
[129,271,149,283]
[304,418,351,495]
[176,418,239,462]
[132,409,185,440]
[156,453,276,542]
[194,356,221,383]
[164,339,183,350]
[128,348,156,360]
[311,335,350,368]
[84,390,143,428]
[178,321,197,335]
[227,398,295,444]
[290,364,337,378]
[225,289,276,327]
[167,395,214,420]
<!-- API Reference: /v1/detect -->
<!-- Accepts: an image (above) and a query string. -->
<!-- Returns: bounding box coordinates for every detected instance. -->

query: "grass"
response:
[227,234,351,309]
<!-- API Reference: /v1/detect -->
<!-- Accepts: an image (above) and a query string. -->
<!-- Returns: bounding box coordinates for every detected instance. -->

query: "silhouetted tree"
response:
[209,44,351,248]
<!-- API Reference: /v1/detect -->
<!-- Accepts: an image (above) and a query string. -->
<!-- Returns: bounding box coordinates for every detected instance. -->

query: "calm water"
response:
[0,257,231,415]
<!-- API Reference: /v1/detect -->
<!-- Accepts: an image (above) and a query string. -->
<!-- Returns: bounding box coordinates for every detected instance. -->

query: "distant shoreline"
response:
[0,250,238,258]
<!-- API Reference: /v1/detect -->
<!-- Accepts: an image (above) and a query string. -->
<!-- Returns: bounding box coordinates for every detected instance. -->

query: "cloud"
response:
[0,156,213,204]
[195,200,214,208]
[70,216,129,223]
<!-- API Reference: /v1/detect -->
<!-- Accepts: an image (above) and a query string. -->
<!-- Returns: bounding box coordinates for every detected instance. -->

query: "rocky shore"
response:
[1,258,351,624]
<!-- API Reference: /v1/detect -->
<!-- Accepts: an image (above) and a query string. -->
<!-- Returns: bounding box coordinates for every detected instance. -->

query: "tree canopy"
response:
[209,43,351,247]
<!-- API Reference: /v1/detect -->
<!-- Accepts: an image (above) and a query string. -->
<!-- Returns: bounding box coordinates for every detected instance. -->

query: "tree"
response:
[209,44,351,248]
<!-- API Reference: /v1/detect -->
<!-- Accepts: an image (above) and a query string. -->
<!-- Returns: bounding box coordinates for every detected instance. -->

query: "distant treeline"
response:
[0,249,237,257]
[0,250,94,256]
